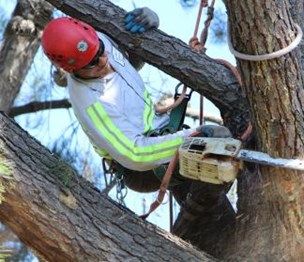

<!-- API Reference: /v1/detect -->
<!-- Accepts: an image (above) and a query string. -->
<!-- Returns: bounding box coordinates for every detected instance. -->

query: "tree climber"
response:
[41,7,233,206]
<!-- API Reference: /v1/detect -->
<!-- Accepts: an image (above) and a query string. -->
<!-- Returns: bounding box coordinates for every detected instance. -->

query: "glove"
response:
[124,7,159,33]
[195,125,232,138]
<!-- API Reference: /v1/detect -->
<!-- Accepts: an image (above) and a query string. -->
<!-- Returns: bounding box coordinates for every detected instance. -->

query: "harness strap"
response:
[160,83,193,134]
[140,130,200,220]
[139,88,195,219]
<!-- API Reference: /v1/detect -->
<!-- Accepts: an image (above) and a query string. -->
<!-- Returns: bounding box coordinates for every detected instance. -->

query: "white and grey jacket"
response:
[67,32,195,171]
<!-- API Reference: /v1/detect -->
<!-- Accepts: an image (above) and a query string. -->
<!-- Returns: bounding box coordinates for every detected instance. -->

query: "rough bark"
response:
[0,0,52,258]
[1,0,303,261]
[45,0,250,135]
[0,112,216,262]
[1,2,243,258]
[289,0,304,70]
[40,1,247,259]
[223,1,304,260]
[0,0,53,113]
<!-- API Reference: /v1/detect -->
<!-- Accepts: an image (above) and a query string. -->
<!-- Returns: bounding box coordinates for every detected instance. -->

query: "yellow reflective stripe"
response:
[94,146,109,157]
[143,90,154,133]
[75,112,109,158]
[93,102,182,153]
[87,106,174,162]
[86,103,183,162]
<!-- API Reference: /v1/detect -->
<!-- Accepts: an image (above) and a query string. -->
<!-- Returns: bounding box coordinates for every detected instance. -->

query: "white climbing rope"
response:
[227,24,303,61]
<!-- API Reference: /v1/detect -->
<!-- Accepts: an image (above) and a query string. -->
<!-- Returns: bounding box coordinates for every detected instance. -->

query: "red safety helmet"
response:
[41,17,100,72]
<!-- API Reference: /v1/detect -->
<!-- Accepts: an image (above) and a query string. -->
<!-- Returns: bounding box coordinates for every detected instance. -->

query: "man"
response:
[41,8,232,196]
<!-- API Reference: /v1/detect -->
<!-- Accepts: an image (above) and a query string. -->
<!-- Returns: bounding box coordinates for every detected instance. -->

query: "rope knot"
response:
[189,36,206,53]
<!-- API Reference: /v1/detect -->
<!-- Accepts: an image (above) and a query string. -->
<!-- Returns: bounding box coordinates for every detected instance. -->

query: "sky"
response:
[0,0,236,232]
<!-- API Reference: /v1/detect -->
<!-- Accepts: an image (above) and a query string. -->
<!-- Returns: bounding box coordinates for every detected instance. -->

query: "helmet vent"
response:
[56,56,63,62]
[42,17,99,72]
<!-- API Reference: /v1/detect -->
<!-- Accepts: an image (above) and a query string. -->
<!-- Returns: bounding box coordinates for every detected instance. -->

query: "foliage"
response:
[0,253,11,261]
[208,8,227,44]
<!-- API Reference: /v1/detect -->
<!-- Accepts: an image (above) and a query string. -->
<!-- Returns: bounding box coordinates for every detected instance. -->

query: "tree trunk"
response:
[0,112,216,261]
[0,0,245,260]
[2,0,304,260]
[0,0,52,112]
[42,1,249,259]
[224,1,304,260]
[0,0,52,258]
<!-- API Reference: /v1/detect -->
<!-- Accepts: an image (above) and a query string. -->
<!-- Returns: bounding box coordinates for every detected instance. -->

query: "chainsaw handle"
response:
[182,137,242,158]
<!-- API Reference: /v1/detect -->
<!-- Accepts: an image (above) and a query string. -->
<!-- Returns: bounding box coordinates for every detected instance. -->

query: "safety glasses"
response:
[82,39,105,69]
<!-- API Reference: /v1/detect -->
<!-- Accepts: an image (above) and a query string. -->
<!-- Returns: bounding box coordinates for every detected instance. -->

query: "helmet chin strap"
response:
[73,57,113,80]
[72,73,100,80]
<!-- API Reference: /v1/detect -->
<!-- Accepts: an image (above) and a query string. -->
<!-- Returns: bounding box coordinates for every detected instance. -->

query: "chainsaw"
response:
[178,137,304,184]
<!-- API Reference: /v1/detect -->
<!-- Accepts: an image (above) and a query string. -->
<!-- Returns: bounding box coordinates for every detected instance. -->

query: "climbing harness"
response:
[140,0,216,221]
[141,0,253,221]
[157,83,193,134]
[102,158,128,205]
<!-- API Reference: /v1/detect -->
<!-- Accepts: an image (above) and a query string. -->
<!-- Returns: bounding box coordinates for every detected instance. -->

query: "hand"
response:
[196,125,232,138]
[124,7,159,33]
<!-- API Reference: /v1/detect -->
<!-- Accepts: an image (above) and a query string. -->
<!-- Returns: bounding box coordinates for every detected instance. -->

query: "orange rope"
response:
[139,131,200,220]
[193,0,208,37]
[200,0,216,46]
[155,85,187,114]
[194,0,211,125]
[140,0,252,222]
[140,0,216,222]
[189,0,209,52]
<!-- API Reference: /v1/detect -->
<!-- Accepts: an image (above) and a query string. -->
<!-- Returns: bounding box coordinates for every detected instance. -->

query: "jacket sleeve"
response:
[85,100,195,171]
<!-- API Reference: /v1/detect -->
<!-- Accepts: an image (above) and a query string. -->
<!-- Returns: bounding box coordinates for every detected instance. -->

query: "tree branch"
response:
[45,0,250,134]
[8,99,71,118]
[0,112,217,261]
[0,0,53,112]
